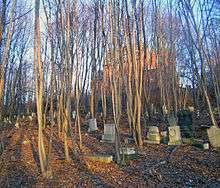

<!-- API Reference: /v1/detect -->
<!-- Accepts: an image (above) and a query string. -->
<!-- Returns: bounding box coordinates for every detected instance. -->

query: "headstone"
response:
[101,124,115,143]
[88,118,98,132]
[213,108,219,115]
[162,104,168,115]
[203,143,209,150]
[160,131,168,144]
[127,137,135,144]
[29,116,33,121]
[168,126,181,145]
[11,155,16,161]
[3,118,7,123]
[72,111,76,119]
[86,154,113,163]
[31,113,36,117]
[207,126,220,148]
[15,121,19,129]
[196,110,200,117]
[177,110,193,138]
[85,112,91,119]
[144,126,160,144]
[188,106,195,112]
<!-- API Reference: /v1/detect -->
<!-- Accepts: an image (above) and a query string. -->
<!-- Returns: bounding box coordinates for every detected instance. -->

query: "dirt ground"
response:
[0,116,220,188]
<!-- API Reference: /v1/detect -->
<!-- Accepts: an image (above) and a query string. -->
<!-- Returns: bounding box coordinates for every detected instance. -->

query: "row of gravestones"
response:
[145,125,182,145]
[87,118,137,160]
[87,118,116,143]
[144,115,220,149]
[87,116,220,149]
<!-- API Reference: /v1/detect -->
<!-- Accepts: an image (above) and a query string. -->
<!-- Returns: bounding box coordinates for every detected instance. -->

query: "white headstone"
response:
[162,104,168,115]
[29,116,33,121]
[102,124,116,143]
[15,122,19,129]
[188,106,195,112]
[85,112,91,119]
[72,111,76,119]
[88,118,98,132]
[168,126,181,145]
[203,143,209,150]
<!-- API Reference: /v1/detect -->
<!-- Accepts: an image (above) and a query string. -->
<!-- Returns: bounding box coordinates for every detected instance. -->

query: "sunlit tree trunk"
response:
[34,0,51,177]
[0,0,16,120]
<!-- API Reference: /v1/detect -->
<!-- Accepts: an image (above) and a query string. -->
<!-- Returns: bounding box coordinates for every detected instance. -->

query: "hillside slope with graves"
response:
[0,113,220,187]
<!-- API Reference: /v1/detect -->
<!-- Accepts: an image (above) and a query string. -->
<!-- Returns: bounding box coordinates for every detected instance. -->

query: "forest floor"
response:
[0,115,220,188]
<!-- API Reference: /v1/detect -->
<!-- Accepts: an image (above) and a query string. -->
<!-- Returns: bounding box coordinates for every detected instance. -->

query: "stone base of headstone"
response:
[168,140,182,145]
[207,126,220,148]
[168,126,181,145]
[101,124,115,143]
[88,118,98,132]
[86,154,113,163]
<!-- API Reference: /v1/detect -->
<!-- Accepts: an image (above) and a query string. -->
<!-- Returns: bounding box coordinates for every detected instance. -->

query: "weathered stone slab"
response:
[120,147,137,160]
[168,126,181,145]
[86,155,113,163]
[144,126,160,144]
[88,118,98,132]
[101,124,116,143]
[120,147,136,155]
[207,126,220,148]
